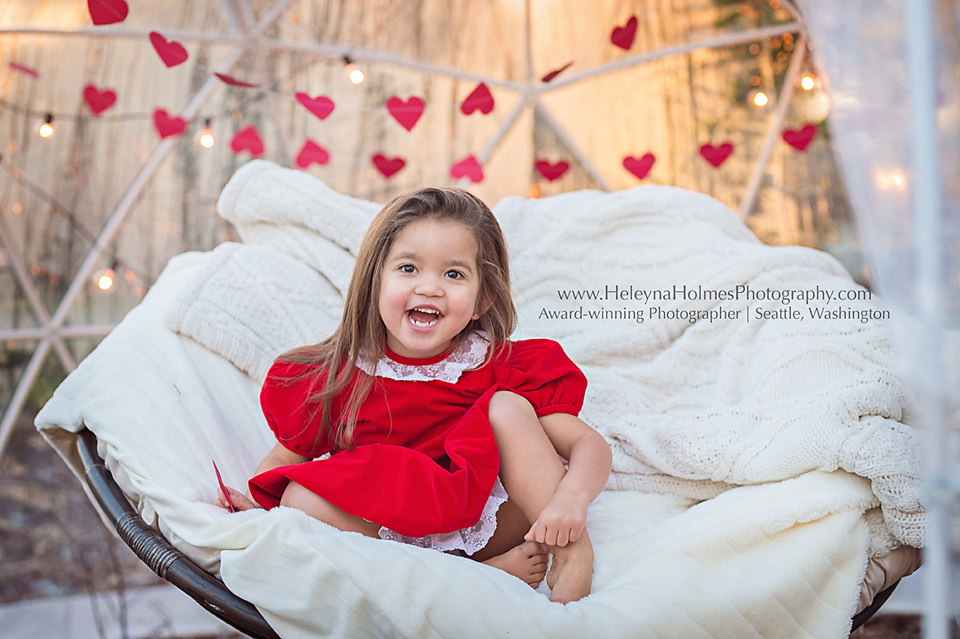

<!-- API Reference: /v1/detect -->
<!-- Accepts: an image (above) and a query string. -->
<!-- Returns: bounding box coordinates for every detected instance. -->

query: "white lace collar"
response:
[357,332,490,383]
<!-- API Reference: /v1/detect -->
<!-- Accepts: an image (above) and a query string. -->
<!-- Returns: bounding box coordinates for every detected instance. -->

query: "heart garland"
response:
[296,140,330,168]
[541,62,573,83]
[9,62,39,79]
[83,84,117,116]
[535,159,570,182]
[149,31,189,68]
[153,109,187,139]
[215,73,259,88]
[386,96,425,131]
[699,142,734,168]
[611,16,638,50]
[296,93,335,120]
[230,125,265,157]
[88,0,128,25]
[782,123,818,152]
[461,83,494,115]
[372,154,406,178]
[623,153,656,180]
[450,155,484,183]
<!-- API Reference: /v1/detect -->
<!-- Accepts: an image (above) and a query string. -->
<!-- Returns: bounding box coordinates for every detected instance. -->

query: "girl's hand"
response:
[523,493,588,547]
[217,485,262,512]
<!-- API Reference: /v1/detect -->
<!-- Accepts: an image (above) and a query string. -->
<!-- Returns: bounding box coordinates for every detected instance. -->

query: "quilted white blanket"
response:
[35,160,925,638]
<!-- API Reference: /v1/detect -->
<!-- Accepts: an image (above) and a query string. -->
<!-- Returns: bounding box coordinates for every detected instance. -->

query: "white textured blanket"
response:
[35,160,925,639]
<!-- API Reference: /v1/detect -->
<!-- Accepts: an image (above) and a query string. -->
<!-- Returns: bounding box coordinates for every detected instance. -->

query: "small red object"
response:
[213,460,236,513]
[535,159,570,182]
[149,31,189,68]
[153,109,187,139]
[450,155,484,183]
[296,140,330,168]
[296,93,335,120]
[83,84,117,116]
[88,0,128,25]
[782,123,818,152]
[699,142,734,168]
[9,62,39,79]
[460,83,494,115]
[623,153,656,180]
[386,96,425,131]
[372,153,406,178]
[611,16,638,50]
[541,61,573,83]
[230,125,265,157]
[215,72,258,88]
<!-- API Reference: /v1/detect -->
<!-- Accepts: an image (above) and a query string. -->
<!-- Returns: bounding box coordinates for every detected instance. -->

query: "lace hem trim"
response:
[357,332,489,384]
[378,477,508,556]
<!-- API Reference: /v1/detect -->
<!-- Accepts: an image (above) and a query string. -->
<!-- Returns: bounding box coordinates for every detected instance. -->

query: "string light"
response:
[94,259,119,292]
[343,56,364,85]
[800,74,815,90]
[752,91,769,107]
[38,113,54,138]
[199,118,214,148]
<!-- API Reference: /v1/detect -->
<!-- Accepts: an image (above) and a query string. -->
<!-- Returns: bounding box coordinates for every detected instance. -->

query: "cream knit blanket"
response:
[166,160,925,555]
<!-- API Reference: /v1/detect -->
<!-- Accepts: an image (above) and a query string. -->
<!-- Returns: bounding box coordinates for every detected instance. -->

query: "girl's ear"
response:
[473,291,496,320]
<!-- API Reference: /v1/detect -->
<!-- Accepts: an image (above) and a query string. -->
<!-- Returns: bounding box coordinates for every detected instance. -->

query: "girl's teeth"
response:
[408,308,440,327]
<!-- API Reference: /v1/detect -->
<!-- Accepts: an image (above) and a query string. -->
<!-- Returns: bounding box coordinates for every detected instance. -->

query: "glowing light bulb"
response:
[800,74,815,90]
[93,260,119,293]
[875,168,907,192]
[38,114,54,138]
[344,56,364,84]
[199,118,214,148]
[752,91,769,107]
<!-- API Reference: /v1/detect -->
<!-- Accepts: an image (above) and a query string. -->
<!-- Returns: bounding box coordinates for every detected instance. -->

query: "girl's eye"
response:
[446,270,464,280]
[400,264,416,274]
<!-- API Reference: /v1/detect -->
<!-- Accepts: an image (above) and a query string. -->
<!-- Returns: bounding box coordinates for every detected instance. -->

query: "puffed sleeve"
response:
[259,358,334,459]
[501,339,587,417]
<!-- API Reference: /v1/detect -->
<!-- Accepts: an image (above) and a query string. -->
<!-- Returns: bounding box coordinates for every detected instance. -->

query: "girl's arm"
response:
[217,443,310,511]
[524,413,612,546]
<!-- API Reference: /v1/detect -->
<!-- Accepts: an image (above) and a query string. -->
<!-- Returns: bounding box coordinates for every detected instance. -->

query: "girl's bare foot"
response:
[481,540,549,587]
[545,533,594,604]
[217,486,261,511]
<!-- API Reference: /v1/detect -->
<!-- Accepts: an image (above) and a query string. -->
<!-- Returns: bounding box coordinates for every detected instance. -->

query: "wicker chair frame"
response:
[75,427,895,638]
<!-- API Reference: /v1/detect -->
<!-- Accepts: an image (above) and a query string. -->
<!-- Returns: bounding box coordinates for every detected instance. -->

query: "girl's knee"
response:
[489,391,538,432]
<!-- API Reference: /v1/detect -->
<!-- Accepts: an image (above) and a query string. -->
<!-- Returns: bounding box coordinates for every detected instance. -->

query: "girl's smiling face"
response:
[379,218,482,359]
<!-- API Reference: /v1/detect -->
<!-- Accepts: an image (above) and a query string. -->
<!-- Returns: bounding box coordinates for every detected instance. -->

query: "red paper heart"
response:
[541,61,573,83]
[296,140,330,168]
[230,125,265,157]
[623,153,656,179]
[215,73,258,88]
[450,155,484,183]
[296,93,335,120]
[372,154,406,178]
[535,159,570,182]
[386,96,425,131]
[461,83,494,115]
[153,109,187,139]
[9,62,39,79]
[782,123,818,152]
[699,142,734,168]
[88,0,128,25]
[149,31,189,68]
[611,16,638,50]
[83,84,117,116]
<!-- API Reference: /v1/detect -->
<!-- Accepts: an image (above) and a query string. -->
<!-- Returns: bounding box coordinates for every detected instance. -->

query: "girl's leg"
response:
[470,499,549,588]
[487,391,594,603]
[280,480,382,538]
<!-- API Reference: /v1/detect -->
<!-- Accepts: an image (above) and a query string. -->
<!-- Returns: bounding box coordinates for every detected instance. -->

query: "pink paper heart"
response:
[215,73,258,88]
[535,159,570,182]
[149,31,189,68]
[782,123,818,152]
[623,153,656,179]
[386,96,425,131]
[699,142,734,168]
[611,16,638,50]
[541,61,573,83]
[9,62,39,79]
[372,154,406,178]
[450,155,484,183]
[88,0,128,25]
[296,140,330,168]
[230,125,265,157]
[461,83,494,115]
[83,84,117,116]
[296,93,335,120]
[153,109,187,139]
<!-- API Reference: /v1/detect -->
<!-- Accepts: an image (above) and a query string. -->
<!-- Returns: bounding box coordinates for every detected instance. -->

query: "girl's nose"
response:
[414,276,443,296]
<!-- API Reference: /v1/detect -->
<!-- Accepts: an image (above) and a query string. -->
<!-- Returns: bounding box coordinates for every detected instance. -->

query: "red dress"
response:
[248,333,587,538]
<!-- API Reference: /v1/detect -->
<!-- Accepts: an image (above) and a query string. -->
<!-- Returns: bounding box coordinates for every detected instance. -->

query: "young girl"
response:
[219,187,612,604]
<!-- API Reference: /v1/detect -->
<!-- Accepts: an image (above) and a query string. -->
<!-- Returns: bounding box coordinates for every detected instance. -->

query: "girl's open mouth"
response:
[407,307,442,327]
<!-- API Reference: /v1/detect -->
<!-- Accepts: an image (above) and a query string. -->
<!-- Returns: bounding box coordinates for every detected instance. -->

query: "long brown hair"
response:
[278,187,516,450]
